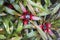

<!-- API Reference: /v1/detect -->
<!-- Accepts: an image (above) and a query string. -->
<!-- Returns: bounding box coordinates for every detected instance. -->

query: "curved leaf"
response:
[5,7,21,16]
[0,0,4,6]
[0,35,6,39]
[16,20,23,33]
[12,3,22,13]
[51,4,60,15]
[3,18,10,34]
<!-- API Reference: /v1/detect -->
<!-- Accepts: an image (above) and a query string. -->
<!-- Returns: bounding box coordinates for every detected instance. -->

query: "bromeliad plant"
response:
[19,2,41,25]
[0,0,60,40]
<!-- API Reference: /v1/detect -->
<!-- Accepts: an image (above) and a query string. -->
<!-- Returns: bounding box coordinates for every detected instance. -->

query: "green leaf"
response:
[31,22,47,40]
[27,0,50,16]
[52,4,60,15]
[37,12,50,16]
[24,24,32,29]
[9,21,14,33]
[0,0,4,6]
[3,18,11,34]
[12,3,22,13]
[10,36,22,40]
[45,0,52,7]
[16,20,23,33]
[27,0,45,11]
[0,6,5,12]
[0,35,6,39]
[15,0,20,3]
[0,13,6,16]
[27,3,36,15]
[5,7,21,16]
[27,30,37,38]
[37,27,47,40]
[9,0,15,3]
[23,0,27,6]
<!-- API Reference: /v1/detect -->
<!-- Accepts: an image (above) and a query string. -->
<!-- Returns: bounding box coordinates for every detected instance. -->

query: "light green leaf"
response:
[0,0,4,6]
[27,0,45,11]
[27,30,37,38]
[15,0,20,3]
[16,20,23,33]
[5,7,21,16]
[30,21,47,40]
[45,0,52,7]
[0,13,6,16]
[0,35,6,39]
[37,12,50,16]
[36,26,47,40]
[27,3,36,15]
[3,18,10,34]
[9,0,15,3]
[10,36,22,40]
[12,3,22,13]
[52,4,60,15]
[9,21,14,33]
[23,0,27,6]
[24,24,32,29]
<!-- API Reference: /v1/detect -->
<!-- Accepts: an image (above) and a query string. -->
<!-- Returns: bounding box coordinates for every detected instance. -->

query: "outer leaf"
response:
[12,3,22,13]
[9,0,15,3]
[5,7,21,16]
[15,0,20,3]
[23,0,27,6]
[3,18,10,34]
[0,0,4,6]
[30,21,47,40]
[27,2,36,15]
[45,0,52,7]
[9,21,14,34]
[27,30,37,38]
[37,26,47,40]
[24,24,32,29]
[52,4,60,15]
[37,12,50,16]
[0,35,6,39]
[16,20,23,33]
[27,0,45,11]
[0,13,6,16]
[10,36,22,40]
